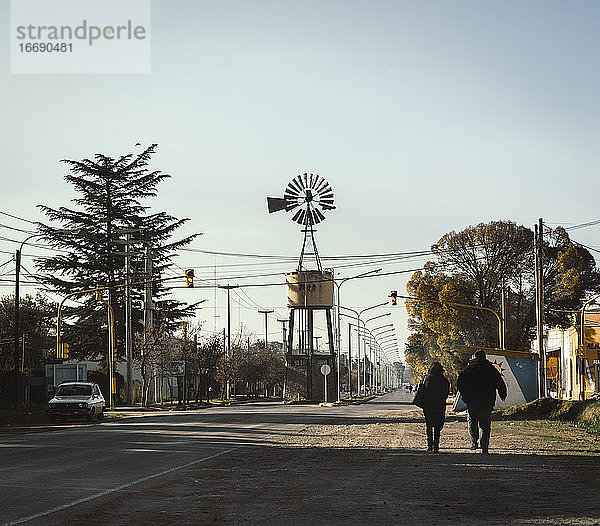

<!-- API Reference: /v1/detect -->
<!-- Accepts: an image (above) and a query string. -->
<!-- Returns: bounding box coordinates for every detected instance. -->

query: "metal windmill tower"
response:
[267,173,337,401]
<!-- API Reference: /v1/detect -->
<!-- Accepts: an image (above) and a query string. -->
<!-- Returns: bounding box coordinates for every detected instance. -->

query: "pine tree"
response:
[37,144,200,361]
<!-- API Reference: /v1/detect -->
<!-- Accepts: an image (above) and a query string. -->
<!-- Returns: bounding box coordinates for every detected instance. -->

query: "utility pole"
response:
[125,233,133,405]
[219,285,238,400]
[258,309,274,349]
[14,248,21,378]
[348,323,353,397]
[501,277,506,351]
[277,319,288,353]
[113,229,144,406]
[144,246,154,335]
[535,218,545,398]
[277,318,288,400]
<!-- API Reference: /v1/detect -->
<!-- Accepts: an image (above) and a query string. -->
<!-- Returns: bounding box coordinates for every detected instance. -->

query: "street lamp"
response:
[357,302,388,394]
[364,322,395,393]
[14,233,44,376]
[13,233,43,409]
[334,268,381,402]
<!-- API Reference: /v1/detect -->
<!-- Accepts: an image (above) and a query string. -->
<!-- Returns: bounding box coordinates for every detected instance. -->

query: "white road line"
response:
[6,447,241,525]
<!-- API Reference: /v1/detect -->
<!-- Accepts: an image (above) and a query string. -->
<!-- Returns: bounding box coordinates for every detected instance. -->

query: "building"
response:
[531,311,600,400]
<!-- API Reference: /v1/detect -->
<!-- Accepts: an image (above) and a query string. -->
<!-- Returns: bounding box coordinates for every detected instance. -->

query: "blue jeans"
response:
[467,405,492,450]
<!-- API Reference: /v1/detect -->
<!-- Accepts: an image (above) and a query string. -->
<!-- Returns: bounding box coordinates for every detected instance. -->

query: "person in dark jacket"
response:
[415,361,450,453]
[457,350,507,454]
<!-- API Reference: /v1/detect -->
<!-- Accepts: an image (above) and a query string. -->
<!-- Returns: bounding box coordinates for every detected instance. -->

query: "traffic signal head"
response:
[185,269,194,288]
[57,342,69,359]
[390,290,398,306]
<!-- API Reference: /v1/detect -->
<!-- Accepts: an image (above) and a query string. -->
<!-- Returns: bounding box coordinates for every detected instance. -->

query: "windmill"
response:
[266,173,337,402]
[267,172,335,271]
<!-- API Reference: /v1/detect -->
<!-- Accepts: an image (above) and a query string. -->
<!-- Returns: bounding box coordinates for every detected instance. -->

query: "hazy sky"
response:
[2,1,600,364]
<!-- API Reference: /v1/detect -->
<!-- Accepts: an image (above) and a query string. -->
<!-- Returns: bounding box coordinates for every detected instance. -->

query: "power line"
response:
[0,211,38,224]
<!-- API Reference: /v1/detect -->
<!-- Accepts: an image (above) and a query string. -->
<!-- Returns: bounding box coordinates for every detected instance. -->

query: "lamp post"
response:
[363,323,395,393]
[96,289,116,409]
[14,233,44,409]
[340,309,360,396]
[258,309,274,348]
[357,302,388,394]
[14,234,44,373]
[334,268,381,402]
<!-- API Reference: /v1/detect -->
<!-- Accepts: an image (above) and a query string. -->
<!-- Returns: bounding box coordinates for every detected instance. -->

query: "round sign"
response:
[320,364,331,376]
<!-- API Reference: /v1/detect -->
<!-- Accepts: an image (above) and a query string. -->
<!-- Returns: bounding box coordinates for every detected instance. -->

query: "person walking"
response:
[413,362,450,453]
[457,350,507,454]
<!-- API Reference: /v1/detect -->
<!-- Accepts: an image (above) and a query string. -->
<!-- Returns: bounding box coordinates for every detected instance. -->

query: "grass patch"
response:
[496,397,600,435]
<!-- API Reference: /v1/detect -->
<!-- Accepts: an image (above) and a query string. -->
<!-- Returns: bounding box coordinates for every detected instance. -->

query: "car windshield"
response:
[56,385,92,396]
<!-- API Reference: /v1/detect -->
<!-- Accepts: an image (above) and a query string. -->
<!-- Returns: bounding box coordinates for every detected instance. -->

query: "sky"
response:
[2,0,600,366]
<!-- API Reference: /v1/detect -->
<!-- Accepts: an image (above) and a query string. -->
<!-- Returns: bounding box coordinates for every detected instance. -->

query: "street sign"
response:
[167,361,185,376]
[321,364,331,403]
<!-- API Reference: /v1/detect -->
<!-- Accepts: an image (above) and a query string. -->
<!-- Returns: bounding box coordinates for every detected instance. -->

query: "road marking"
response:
[6,447,241,525]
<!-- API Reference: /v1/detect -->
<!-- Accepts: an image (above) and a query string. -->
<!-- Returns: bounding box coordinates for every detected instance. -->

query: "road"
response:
[2,391,599,525]
[1,394,394,525]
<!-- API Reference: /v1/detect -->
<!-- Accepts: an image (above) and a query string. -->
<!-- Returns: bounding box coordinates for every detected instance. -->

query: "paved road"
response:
[0,392,409,525]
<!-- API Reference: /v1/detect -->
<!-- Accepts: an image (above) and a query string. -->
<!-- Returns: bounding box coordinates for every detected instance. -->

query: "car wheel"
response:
[87,409,95,423]
[97,408,104,421]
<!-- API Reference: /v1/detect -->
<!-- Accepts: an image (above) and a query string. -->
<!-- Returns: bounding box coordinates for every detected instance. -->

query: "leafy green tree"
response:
[36,144,200,361]
[0,294,54,371]
[406,221,599,379]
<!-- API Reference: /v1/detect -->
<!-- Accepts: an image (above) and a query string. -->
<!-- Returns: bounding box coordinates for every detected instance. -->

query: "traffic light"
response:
[185,269,194,288]
[57,342,69,359]
[389,290,398,306]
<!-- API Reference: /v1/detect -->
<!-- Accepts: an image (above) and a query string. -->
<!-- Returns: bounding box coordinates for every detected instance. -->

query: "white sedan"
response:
[48,381,106,422]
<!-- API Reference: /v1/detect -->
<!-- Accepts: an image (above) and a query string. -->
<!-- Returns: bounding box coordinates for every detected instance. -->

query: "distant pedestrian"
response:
[413,362,450,453]
[457,350,507,454]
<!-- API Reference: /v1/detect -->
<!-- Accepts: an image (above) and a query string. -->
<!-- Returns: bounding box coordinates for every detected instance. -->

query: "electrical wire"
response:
[0,211,38,224]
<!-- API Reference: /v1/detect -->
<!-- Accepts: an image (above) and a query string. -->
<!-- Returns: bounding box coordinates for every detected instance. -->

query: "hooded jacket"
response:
[457,356,507,408]
[418,364,450,411]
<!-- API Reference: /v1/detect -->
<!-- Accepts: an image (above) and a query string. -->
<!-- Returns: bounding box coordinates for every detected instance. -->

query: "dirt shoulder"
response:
[49,401,600,526]
[272,405,600,455]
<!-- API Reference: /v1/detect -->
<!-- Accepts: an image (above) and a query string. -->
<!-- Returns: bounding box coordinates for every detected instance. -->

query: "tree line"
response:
[405,220,598,385]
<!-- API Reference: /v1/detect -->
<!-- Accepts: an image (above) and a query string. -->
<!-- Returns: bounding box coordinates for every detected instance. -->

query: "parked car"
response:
[47,381,105,423]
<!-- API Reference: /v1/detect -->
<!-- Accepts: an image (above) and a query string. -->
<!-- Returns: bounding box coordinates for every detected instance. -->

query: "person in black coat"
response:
[414,361,450,453]
[457,350,507,454]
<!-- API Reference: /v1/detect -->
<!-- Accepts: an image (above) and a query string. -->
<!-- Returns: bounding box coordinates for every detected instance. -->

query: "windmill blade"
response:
[320,203,336,210]
[313,175,326,193]
[308,173,315,188]
[313,208,326,223]
[317,183,332,195]
[302,173,309,189]
[267,197,289,214]
[291,208,304,223]
[298,208,308,226]
[287,178,303,195]
[294,175,306,193]
[319,190,334,200]
[284,189,300,203]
